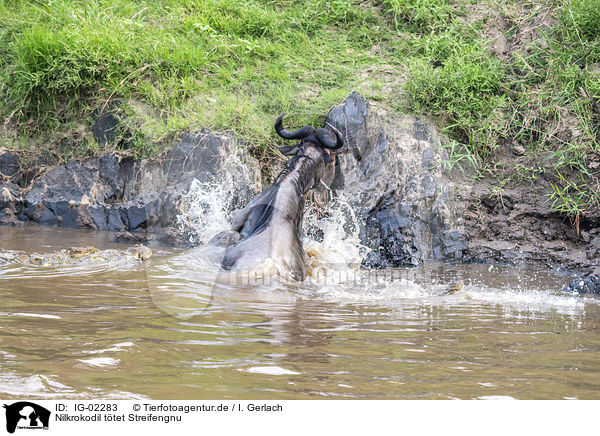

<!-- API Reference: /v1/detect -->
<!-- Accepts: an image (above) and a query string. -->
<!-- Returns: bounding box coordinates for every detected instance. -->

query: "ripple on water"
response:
[0,373,146,400]
[0,374,76,398]
[477,395,517,400]
[81,342,136,355]
[2,221,600,400]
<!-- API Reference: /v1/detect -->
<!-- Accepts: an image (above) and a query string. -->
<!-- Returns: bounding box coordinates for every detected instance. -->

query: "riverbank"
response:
[1,92,599,283]
[0,0,598,278]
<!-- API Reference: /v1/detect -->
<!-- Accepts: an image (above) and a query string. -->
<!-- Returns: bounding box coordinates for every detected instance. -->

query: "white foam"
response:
[245,366,300,375]
[77,357,120,367]
[11,312,61,319]
[464,285,589,315]
[0,372,146,399]
[304,194,366,284]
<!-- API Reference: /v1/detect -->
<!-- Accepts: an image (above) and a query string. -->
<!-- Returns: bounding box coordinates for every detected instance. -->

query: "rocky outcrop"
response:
[322,92,598,274]
[564,274,600,295]
[0,131,260,246]
[2,92,598,278]
[0,93,471,266]
[325,92,466,267]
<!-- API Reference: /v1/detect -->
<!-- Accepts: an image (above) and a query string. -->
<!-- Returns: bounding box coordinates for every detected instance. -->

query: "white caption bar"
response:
[0,400,595,436]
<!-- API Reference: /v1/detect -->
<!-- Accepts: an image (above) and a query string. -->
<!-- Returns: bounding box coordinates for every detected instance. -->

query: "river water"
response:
[1,225,599,400]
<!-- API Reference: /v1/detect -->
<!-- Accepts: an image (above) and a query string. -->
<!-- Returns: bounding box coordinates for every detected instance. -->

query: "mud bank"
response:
[1,93,598,280]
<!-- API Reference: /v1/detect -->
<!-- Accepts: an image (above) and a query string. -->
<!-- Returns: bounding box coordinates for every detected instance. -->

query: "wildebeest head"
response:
[274,113,343,192]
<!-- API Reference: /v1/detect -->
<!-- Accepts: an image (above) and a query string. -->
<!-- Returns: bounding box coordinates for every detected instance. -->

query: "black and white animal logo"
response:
[3,402,50,434]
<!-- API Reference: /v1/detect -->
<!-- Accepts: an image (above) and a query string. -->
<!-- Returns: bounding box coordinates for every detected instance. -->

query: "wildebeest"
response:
[218,113,343,281]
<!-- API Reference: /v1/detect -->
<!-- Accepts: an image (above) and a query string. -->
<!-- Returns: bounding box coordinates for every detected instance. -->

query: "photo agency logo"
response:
[3,402,50,434]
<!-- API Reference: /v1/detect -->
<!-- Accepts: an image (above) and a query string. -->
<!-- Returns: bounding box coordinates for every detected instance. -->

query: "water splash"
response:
[463,284,590,316]
[176,152,260,245]
[303,193,368,283]
[167,154,598,316]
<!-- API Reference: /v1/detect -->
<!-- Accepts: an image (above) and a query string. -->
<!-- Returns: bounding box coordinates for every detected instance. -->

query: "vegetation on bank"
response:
[0,0,598,222]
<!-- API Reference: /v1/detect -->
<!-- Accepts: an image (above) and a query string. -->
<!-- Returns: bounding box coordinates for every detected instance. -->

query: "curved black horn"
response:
[275,113,315,140]
[316,123,344,150]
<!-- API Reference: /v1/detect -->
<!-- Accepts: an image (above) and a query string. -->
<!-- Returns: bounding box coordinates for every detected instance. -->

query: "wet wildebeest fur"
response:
[219,113,343,281]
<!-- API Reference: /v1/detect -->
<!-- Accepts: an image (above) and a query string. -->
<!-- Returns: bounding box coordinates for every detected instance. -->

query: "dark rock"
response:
[118,157,138,201]
[16,209,29,223]
[152,228,194,247]
[98,152,121,200]
[564,274,600,294]
[326,91,369,160]
[414,117,433,142]
[125,204,147,230]
[113,231,148,244]
[165,130,227,183]
[107,209,125,230]
[25,162,98,205]
[75,205,99,229]
[23,203,42,221]
[362,200,422,267]
[47,201,79,228]
[92,99,131,147]
[361,249,386,268]
[147,192,180,228]
[434,230,466,261]
[431,190,466,261]
[325,92,466,268]
[90,206,108,230]
[0,153,20,182]
[39,208,56,226]
[587,236,600,260]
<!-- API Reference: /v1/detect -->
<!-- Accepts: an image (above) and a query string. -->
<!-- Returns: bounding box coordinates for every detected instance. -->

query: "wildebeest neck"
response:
[240,155,320,239]
[275,154,320,196]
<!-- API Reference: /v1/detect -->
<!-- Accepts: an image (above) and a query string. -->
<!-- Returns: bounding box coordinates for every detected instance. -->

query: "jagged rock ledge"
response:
[0,130,260,246]
[1,92,599,286]
[325,91,466,268]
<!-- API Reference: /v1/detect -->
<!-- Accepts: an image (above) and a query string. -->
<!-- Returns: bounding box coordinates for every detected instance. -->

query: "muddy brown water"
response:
[1,226,599,400]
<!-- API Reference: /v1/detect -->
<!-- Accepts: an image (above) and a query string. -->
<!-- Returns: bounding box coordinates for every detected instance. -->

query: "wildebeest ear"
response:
[277,145,298,156]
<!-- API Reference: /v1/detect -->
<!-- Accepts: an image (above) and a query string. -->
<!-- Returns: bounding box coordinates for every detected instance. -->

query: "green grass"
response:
[0,0,393,160]
[383,0,453,32]
[0,0,598,221]
[405,37,505,157]
[382,0,599,222]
